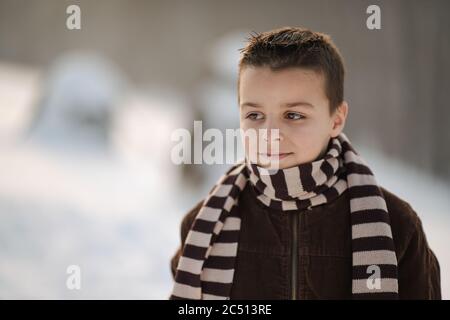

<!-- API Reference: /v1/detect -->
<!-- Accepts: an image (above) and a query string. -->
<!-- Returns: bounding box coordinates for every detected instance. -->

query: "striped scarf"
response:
[170,133,398,299]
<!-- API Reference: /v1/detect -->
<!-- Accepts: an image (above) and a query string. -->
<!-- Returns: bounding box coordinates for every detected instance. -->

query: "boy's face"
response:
[239,66,348,169]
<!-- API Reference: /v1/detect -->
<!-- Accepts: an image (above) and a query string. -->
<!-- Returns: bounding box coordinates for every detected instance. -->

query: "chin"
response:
[257,159,295,170]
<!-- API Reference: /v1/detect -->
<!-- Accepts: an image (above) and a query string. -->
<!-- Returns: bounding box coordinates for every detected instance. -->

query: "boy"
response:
[170,27,441,299]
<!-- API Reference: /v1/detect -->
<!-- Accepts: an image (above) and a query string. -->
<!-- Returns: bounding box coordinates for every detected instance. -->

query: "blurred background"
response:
[0,0,449,299]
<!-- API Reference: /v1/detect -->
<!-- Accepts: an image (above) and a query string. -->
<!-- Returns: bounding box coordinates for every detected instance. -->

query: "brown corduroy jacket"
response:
[170,184,441,299]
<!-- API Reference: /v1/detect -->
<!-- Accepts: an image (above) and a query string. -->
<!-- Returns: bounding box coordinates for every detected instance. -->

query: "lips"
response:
[258,152,293,160]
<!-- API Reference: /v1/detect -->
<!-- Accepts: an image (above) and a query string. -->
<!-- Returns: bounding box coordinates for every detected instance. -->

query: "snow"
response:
[0,59,448,299]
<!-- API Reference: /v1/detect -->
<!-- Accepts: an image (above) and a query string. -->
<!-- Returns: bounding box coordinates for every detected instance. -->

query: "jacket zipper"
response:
[291,212,299,300]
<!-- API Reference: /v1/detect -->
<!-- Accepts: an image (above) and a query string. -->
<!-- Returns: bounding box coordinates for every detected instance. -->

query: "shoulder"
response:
[179,199,204,241]
[380,186,419,226]
[379,186,422,259]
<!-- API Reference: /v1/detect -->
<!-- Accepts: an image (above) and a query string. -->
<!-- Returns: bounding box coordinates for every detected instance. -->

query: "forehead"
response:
[239,66,327,103]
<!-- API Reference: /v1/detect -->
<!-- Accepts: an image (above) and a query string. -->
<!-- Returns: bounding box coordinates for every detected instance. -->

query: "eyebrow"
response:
[240,101,314,109]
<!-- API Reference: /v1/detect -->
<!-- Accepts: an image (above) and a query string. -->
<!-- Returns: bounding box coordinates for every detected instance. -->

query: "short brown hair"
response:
[238,27,345,114]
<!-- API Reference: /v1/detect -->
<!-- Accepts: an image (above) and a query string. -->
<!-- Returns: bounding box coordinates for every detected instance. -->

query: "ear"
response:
[330,101,349,138]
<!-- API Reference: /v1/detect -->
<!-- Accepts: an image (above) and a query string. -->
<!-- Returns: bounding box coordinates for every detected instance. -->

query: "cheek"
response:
[282,122,316,141]
[285,118,330,137]
[240,123,259,156]
[240,120,250,131]
[284,122,329,152]
[240,118,260,132]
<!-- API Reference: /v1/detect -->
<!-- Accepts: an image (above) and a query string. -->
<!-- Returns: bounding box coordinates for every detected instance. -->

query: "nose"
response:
[260,120,283,156]
[262,118,284,143]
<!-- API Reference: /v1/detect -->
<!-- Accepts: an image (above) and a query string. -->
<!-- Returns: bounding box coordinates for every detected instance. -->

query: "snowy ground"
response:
[0,58,199,299]
[0,142,193,299]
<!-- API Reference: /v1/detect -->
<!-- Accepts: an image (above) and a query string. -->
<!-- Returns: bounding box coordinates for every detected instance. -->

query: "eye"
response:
[285,112,305,120]
[246,112,264,120]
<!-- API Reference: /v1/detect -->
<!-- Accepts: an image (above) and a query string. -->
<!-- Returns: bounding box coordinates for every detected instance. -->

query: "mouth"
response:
[258,152,294,160]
